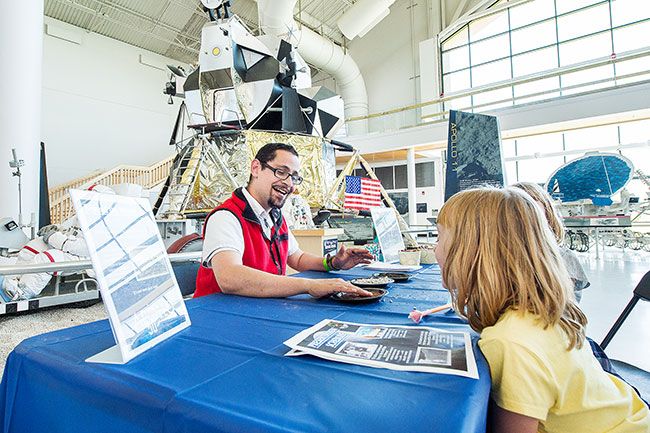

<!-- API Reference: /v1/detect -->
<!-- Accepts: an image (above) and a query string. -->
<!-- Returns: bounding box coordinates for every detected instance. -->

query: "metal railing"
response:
[344,47,650,136]
[0,251,201,277]
[48,155,176,224]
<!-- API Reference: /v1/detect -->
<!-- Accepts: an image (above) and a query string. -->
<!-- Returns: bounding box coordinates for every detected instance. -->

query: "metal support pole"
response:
[407,148,417,227]
[0,251,201,276]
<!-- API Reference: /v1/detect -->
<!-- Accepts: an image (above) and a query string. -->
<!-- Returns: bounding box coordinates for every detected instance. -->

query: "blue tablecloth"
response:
[0,265,490,433]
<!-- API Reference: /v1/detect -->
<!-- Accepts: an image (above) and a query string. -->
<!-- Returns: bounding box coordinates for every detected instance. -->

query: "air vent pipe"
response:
[258,0,368,134]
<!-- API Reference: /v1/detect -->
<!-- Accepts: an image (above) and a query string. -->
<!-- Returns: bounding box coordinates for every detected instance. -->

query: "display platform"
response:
[563,215,632,228]
[0,266,490,433]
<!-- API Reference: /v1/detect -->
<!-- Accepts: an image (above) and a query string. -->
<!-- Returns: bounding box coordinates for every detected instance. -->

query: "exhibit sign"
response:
[444,110,504,201]
[323,238,338,255]
[370,207,405,263]
[70,190,191,364]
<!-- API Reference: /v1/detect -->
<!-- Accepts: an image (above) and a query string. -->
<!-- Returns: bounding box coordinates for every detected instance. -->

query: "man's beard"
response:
[268,184,291,209]
[267,197,287,209]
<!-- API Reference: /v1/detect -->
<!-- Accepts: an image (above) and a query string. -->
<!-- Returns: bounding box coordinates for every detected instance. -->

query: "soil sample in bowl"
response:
[350,277,394,288]
[373,272,411,283]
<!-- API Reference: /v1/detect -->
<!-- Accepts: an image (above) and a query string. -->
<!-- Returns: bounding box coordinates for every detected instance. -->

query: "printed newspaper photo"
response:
[284,319,478,378]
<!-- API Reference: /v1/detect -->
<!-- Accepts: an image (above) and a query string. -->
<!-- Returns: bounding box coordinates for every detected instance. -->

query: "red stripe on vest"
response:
[194,189,290,298]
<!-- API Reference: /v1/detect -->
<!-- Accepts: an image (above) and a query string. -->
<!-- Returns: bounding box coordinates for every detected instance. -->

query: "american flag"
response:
[344,176,382,210]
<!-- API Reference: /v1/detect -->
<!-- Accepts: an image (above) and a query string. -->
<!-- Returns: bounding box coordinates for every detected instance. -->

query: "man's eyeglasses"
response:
[261,162,304,185]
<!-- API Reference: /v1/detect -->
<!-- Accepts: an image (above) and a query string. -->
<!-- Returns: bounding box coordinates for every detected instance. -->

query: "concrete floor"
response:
[577,246,650,372]
[0,302,106,374]
[0,246,648,376]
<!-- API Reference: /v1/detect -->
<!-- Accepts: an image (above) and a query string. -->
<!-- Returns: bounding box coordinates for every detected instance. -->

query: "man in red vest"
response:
[195,142,373,298]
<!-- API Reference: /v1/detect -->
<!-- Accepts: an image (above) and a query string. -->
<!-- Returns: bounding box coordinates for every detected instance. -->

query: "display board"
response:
[371,207,405,263]
[70,190,190,364]
[444,110,504,201]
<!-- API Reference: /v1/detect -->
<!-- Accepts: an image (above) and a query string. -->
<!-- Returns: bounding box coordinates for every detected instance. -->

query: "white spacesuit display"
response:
[0,185,115,303]
[0,229,89,302]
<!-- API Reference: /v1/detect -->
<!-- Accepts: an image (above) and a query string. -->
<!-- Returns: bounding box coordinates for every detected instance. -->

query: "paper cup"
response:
[419,248,437,264]
[399,250,421,266]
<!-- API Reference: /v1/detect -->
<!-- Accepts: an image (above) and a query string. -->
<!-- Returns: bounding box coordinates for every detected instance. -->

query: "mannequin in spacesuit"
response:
[0,184,114,303]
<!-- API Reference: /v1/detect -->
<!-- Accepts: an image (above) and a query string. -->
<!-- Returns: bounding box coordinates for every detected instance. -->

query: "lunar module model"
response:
[157,0,348,220]
[546,152,650,252]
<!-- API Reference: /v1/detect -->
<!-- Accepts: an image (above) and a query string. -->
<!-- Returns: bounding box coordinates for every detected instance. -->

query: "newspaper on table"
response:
[284,319,478,379]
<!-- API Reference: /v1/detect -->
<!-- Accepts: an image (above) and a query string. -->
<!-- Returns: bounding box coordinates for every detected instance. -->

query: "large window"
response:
[374,166,395,190]
[340,161,436,192]
[394,165,408,189]
[504,118,650,199]
[416,162,436,187]
[439,0,650,111]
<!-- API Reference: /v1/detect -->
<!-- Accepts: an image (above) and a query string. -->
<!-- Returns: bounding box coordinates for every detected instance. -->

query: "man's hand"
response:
[332,244,373,270]
[307,278,373,298]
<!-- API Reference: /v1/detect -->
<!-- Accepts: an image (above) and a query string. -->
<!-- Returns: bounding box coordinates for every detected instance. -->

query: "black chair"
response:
[601,270,650,349]
[600,270,650,402]
[171,261,200,297]
[167,234,203,297]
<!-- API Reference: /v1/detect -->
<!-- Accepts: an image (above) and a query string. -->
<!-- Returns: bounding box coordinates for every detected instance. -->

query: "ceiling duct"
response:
[257,0,368,135]
[336,0,395,40]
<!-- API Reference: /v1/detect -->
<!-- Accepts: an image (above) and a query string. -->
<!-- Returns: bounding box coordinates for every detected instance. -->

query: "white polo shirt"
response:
[202,188,300,267]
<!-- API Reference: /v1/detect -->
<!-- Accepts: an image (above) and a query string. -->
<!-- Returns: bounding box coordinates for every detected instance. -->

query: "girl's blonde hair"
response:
[437,187,587,349]
[512,181,565,243]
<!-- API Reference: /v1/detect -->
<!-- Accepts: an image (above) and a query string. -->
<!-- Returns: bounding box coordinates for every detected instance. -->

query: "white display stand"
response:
[71,190,191,365]
[370,207,405,263]
[86,345,124,364]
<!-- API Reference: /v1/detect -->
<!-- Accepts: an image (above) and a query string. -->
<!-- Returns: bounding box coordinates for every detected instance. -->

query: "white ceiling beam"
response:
[86,0,200,45]
[84,3,105,33]
[152,0,175,30]
[450,0,471,24]
[49,0,199,55]
[295,12,344,45]
[247,0,344,45]
[440,0,531,40]
[458,0,495,20]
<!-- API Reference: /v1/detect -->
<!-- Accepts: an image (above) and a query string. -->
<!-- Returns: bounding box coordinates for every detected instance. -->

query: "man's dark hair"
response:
[254,142,299,164]
[248,142,299,184]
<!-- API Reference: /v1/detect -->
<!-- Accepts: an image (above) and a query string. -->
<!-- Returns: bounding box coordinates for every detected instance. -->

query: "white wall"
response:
[347,0,429,122]
[343,0,484,124]
[42,17,184,187]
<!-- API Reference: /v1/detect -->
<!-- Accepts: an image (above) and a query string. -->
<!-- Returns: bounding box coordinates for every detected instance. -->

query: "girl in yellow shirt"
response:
[434,187,649,433]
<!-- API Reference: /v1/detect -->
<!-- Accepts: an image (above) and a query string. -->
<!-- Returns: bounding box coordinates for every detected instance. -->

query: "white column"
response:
[0,0,44,227]
[407,147,417,226]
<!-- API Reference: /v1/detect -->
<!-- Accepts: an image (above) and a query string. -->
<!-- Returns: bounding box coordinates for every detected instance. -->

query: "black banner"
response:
[444,110,504,201]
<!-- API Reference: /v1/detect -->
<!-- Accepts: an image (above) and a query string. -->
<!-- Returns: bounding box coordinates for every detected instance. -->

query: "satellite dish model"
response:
[545,152,650,253]
[546,152,634,206]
